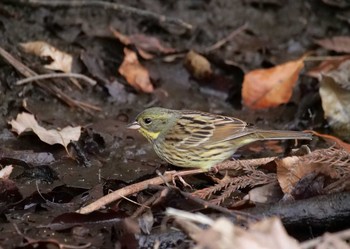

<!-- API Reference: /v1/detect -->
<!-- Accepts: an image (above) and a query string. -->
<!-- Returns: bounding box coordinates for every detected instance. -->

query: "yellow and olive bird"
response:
[128,107,312,170]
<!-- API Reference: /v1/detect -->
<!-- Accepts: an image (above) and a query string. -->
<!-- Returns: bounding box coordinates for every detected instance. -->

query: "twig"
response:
[7,0,192,31]
[216,157,277,171]
[16,72,97,86]
[131,189,164,218]
[77,173,174,214]
[204,23,248,53]
[180,188,259,222]
[76,157,278,214]
[13,223,91,248]
[0,46,36,78]
[0,46,100,112]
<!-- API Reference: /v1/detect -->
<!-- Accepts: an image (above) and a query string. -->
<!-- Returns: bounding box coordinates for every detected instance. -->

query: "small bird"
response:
[128,107,312,170]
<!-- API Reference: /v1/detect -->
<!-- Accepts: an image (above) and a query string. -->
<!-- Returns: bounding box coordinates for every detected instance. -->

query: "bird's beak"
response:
[127,121,141,129]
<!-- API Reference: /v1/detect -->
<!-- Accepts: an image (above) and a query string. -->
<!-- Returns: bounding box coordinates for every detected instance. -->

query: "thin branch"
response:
[76,158,278,214]
[76,173,174,214]
[204,23,248,53]
[16,72,97,86]
[216,157,277,171]
[0,46,100,112]
[7,0,192,31]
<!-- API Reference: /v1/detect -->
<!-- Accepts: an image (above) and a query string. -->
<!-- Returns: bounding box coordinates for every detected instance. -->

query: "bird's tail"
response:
[250,129,312,141]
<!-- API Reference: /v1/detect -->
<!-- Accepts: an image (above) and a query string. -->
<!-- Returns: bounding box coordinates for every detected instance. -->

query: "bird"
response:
[127,107,312,170]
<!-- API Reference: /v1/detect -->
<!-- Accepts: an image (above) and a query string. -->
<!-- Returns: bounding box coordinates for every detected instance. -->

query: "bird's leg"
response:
[163,168,206,187]
[209,165,219,174]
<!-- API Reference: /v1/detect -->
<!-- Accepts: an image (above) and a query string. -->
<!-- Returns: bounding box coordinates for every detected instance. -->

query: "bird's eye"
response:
[143,118,152,124]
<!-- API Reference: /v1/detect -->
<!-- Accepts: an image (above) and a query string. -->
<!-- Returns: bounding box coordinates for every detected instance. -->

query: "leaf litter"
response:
[9,112,81,150]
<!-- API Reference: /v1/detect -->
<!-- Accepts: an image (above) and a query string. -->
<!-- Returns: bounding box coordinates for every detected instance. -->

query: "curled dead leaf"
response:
[319,61,350,141]
[276,156,320,195]
[242,57,304,109]
[20,41,73,73]
[118,48,154,93]
[0,165,13,179]
[315,36,350,53]
[276,148,349,195]
[111,27,175,60]
[306,55,350,78]
[184,50,212,80]
[9,112,81,150]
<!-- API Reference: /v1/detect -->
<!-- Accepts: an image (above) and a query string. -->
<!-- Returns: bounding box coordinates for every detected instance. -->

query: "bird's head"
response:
[127,107,177,142]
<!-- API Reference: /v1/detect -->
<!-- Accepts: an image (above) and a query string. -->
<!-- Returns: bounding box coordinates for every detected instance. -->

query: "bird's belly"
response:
[153,142,235,169]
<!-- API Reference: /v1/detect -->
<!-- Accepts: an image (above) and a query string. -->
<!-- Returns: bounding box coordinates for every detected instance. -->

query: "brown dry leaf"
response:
[20,41,73,73]
[319,61,350,141]
[242,57,304,109]
[193,218,235,249]
[118,48,154,93]
[0,165,13,179]
[306,56,350,78]
[233,218,301,249]
[276,156,321,194]
[315,36,350,53]
[9,112,81,150]
[184,50,212,80]
[305,130,350,152]
[129,34,176,54]
[110,27,131,46]
[110,27,175,59]
[194,217,300,249]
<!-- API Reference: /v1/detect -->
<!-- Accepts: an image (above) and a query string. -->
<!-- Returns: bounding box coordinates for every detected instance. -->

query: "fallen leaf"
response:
[193,217,235,249]
[20,41,73,73]
[118,48,154,93]
[238,218,301,249]
[277,156,312,195]
[195,216,301,249]
[0,165,13,179]
[242,57,304,109]
[111,27,175,59]
[275,148,348,196]
[315,36,350,53]
[9,112,81,150]
[129,34,176,54]
[306,56,350,78]
[319,60,350,141]
[184,50,212,80]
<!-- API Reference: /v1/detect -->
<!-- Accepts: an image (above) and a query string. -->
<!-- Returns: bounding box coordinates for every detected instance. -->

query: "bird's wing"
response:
[209,116,249,143]
[164,112,248,148]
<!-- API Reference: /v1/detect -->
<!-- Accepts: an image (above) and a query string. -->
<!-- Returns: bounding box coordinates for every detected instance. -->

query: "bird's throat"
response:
[139,128,160,142]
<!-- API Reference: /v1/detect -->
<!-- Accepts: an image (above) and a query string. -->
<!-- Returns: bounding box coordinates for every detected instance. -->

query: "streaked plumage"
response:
[128,107,312,169]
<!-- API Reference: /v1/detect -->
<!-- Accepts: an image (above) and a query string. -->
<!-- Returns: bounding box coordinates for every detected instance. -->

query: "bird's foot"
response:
[163,168,205,188]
